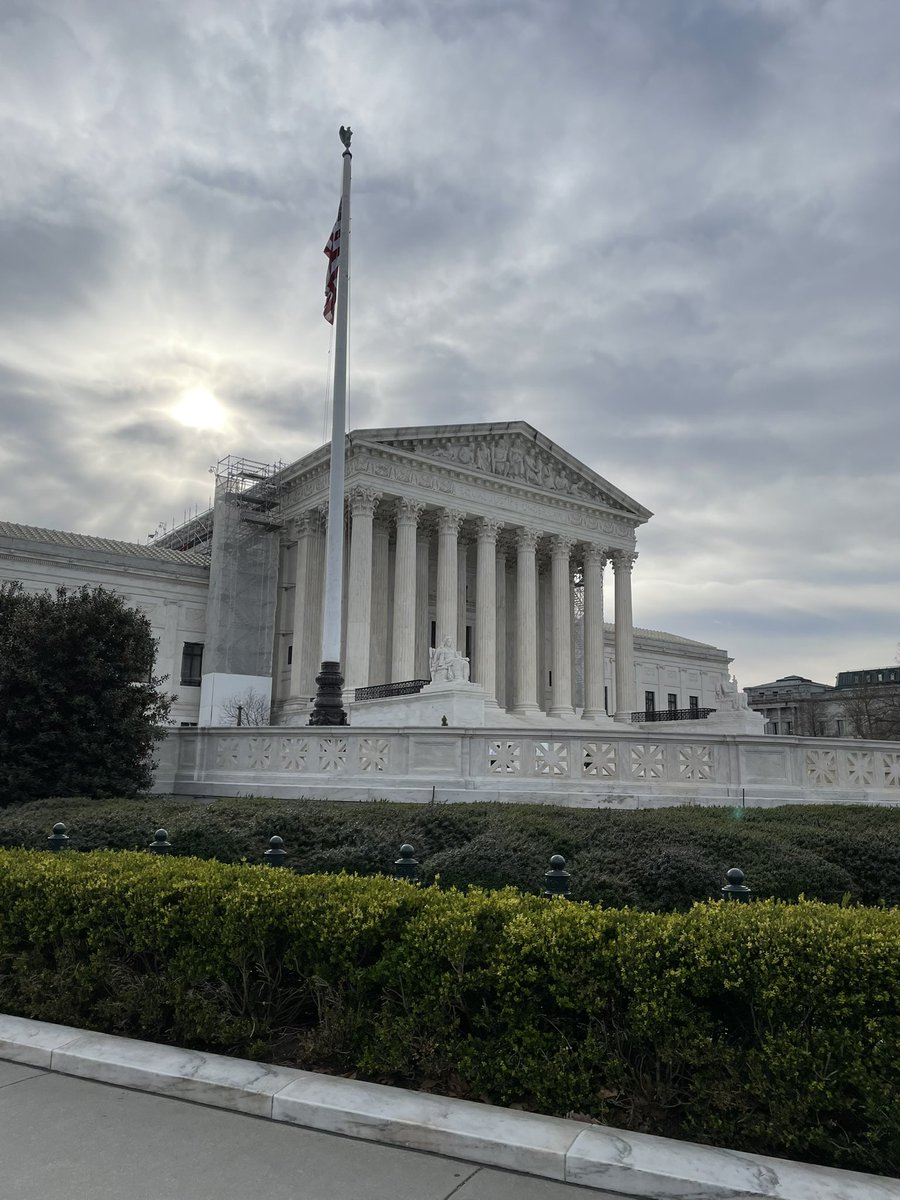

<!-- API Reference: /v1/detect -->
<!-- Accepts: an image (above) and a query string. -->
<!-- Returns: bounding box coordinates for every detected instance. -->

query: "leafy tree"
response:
[0,582,172,803]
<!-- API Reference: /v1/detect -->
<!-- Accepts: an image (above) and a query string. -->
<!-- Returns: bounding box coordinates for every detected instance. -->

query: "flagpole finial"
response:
[339,125,352,150]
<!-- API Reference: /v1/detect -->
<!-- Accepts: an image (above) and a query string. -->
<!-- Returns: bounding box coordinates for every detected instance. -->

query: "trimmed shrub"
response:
[0,848,897,1174]
[1,797,899,910]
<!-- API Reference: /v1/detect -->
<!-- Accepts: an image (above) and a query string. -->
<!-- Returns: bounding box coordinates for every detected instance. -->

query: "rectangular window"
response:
[688,695,699,716]
[430,620,436,648]
[179,721,198,728]
[180,642,203,687]
[604,685,608,714]
[667,692,678,713]
[465,625,472,662]
[786,720,793,734]
[644,690,655,713]
[287,644,293,665]
[836,719,845,735]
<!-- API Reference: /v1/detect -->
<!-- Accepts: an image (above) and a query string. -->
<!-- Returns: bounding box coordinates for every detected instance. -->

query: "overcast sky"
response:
[2,0,898,687]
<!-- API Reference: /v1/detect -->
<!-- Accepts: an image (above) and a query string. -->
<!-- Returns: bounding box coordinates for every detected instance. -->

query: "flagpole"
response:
[310,126,353,726]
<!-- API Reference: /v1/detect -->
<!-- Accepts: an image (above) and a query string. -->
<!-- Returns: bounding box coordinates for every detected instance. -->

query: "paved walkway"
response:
[0,1059,628,1200]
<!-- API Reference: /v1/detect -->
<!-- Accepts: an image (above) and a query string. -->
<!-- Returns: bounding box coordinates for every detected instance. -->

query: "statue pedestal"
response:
[349,681,487,728]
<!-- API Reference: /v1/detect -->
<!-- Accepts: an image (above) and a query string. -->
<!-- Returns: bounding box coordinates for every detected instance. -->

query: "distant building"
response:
[744,675,836,736]
[746,666,900,738]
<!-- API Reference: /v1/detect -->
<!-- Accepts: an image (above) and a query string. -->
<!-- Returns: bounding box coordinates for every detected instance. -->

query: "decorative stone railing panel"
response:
[168,727,900,807]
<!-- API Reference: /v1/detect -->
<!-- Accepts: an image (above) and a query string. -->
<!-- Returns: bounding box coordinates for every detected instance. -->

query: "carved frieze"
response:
[385,434,629,510]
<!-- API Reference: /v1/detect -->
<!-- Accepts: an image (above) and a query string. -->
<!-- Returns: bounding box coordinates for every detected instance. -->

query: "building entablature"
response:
[280,431,645,557]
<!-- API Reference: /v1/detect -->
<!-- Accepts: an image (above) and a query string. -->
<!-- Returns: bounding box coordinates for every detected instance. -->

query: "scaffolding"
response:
[215,454,287,531]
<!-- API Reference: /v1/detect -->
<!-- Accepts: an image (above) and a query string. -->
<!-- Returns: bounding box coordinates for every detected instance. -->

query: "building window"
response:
[836,719,845,736]
[430,620,436,648]
[604,685,608,714]
[180,642,203,686]
[287,644,293,665]
[644,690,655,714]
[786,720,793,734]
[179,721,198,728]
[688,695,699,716]
[667,693,677,713]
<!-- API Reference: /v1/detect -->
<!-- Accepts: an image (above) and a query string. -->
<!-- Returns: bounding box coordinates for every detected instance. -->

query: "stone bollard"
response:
[543,853,571,899]
[47,822,69,852]
[721,867,751,902]
[394,843,419,883]
[148,829,172,856]
[264,835,288,867]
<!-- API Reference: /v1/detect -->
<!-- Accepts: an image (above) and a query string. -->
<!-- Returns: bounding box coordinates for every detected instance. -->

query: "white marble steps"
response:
[0,1014,896,1199]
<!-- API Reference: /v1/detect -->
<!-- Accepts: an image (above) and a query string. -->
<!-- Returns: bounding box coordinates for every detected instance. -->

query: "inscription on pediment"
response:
[386,435,627,511]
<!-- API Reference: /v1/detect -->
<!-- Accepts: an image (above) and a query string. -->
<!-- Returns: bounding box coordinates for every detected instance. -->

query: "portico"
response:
[272,422,654,725]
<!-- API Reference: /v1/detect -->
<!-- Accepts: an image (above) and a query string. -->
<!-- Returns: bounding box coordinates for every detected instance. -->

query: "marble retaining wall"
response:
[153,726,900,807]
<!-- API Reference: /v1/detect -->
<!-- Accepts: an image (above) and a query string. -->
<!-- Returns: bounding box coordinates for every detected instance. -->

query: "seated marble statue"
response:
[715,675,748,711]
[429,636,471,684]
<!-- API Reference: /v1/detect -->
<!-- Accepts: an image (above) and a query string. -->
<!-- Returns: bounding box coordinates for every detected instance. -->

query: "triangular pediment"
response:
[350,422,651,523]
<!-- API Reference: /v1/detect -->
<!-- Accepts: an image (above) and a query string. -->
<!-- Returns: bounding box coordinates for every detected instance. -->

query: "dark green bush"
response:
[1,797,899,910]
[0,848,897,1175]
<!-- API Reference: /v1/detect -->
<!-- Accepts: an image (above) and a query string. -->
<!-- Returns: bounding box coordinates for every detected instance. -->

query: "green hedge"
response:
[1,797,899,910]
[0,848,898,1175]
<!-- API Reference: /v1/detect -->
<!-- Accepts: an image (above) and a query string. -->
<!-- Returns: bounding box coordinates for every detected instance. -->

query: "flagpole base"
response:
[309,661,348,726]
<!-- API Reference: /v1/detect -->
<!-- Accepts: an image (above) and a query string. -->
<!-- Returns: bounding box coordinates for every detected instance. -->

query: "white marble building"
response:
[0,422,735,730]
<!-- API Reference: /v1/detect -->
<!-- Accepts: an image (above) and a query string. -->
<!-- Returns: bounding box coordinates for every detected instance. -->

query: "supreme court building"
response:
[179,421,731,727]
[0,422,734,729]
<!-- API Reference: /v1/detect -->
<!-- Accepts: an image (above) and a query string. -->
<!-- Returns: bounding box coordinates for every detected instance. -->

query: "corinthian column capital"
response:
[438,507,465,535]
[516,526,540,553]
[476,517,503,543]
[550,534,575,559]
[582,543,607,568]
[611,548,638,572]
[396,497,425,526]
[348,486,381,517]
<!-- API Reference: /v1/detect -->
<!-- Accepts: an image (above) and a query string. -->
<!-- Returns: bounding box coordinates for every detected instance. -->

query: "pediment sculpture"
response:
[429,636,471,684]
[389,435,625,509]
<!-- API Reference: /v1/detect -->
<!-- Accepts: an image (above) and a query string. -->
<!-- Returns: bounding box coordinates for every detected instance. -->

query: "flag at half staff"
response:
[323,202,341,324]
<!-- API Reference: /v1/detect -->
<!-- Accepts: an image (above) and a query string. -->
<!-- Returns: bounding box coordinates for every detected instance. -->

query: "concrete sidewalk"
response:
[0,1058,618,1200]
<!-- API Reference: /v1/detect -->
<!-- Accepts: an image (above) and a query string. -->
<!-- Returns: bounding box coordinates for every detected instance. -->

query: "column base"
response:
[614,709,635,724]
[308,661,348,726]
[581,708,616,725]
[512,703,542,717]
[547,705,576,719]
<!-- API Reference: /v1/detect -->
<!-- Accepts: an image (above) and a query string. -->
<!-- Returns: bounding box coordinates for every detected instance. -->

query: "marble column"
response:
[474,518,501,698]
[288,516,311,699]
[369,518,390,684]
[581,544,608,722]
[415,528,431,678]
[391,498,423,682]
[289,513,320,699]
[495,545,507,709]
[548,535,575,718]
[436,508,464,650]
[344,486,380,690]
[612,549,638,721]
[513,527,541,716]
[456,536,469,654]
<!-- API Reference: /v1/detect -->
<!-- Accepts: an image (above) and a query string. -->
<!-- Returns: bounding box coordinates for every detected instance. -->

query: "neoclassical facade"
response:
[0,422,734,729]
[226,422,729,726]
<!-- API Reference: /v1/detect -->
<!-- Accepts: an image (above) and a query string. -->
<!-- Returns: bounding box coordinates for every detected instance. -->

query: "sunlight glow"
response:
[171,387,227,431]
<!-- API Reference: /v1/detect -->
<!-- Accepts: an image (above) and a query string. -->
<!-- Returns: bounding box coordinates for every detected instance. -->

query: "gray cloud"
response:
[1,0,898,686]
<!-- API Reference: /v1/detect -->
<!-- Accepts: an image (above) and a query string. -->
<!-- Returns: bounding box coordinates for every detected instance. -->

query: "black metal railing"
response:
[354,679,431,702]
[631,708,716,723]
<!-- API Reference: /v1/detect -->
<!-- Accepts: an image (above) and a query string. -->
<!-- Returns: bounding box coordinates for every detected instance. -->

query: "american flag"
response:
[323,202,341,324]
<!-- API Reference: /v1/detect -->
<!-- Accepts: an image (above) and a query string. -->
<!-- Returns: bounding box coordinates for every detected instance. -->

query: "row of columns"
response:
[288,489,639,720]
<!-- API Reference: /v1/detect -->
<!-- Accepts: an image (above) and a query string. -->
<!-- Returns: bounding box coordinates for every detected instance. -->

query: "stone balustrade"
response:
[153,726,900,807]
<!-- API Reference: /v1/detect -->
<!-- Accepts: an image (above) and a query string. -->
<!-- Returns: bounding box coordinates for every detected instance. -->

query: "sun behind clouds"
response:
[171,387,227,431]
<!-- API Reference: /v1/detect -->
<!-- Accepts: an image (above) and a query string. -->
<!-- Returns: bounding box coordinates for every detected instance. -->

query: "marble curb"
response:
[1,1014,897,1199]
